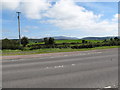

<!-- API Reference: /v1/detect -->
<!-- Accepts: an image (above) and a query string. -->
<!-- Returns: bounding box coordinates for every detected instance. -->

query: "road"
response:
[2,48,118,88]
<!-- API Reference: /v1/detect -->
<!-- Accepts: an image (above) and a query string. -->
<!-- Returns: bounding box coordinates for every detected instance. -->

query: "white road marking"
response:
[45,67,49,69]
[58,66,61,67]
[54,65,64,68]
[104,86,111,88]
[54,66,59,68]
[61,65,64,67]
[43,65,65,70]
[44,64,76,70]
[72,64,75,66]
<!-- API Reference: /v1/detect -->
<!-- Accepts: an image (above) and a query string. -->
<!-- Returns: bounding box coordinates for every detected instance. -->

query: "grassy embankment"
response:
[2,39,119,56]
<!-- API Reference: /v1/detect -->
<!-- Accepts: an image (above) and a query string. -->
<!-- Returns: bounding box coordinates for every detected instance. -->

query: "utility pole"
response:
[16,12,21,45]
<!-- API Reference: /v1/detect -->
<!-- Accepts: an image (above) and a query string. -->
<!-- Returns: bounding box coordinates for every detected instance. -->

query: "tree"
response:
[49,37,55,45]
[44,37,49,45]
[114,37,119,41]
[21,36,29,47]
[104,39,107,42]
[2,38,20,50]
[110,38,113,41]
[82,40,87,44]
[44,37,55,45]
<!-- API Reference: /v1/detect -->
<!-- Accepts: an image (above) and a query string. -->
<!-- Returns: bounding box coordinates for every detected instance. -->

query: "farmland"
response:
[2,38,120,56]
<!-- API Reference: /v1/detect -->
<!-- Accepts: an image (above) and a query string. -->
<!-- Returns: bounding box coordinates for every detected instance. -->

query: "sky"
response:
[1,0,119,39]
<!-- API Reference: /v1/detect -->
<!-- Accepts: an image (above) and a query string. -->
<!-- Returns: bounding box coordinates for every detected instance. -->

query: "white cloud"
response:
[23,29,29,32]
[22,25,39,32]
[112,14,118,22]
[1,0,21,10]
[20,0,50,19]
[25,26,38,29]
[1,0,50,19]
[42,0,118,36]
[1,0,118,36]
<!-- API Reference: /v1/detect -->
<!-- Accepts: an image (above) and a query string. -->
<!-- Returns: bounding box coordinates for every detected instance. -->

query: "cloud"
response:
[22,29,29,32]
[1,0,50,19]
[1,0,21,10]
[22,25,39,32]
[25,26,39,29]
[20,0,50,19]
[112,14,118,22]
[42,0,118,36]
[1,0,118,36]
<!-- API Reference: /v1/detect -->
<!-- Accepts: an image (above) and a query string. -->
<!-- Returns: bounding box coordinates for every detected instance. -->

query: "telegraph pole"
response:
[16,12,21,45]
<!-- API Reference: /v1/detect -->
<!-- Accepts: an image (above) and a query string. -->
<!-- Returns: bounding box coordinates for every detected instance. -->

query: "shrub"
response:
[2,38,22,50]
[21,36,29,47]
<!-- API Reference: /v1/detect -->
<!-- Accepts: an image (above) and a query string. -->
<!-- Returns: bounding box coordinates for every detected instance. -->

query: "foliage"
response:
[82,40,87,44]
[43,37,55,45]
[2,38,22,50]
[2,37,120,50]
[49,37,55,45]
[21,36,29,47]
[44,38,49,45]
[114,37,119,41]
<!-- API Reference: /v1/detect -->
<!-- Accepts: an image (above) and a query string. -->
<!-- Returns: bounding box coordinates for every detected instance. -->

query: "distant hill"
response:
[3,36,120,41]
[10,36,79,43]
[53,36,79,40]
[82,36,120,40]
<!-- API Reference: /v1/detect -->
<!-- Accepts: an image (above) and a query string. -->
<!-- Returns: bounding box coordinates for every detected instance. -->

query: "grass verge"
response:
[2,46,119,56]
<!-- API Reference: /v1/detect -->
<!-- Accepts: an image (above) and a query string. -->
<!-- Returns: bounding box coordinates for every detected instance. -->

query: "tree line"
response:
[1,36,120,50]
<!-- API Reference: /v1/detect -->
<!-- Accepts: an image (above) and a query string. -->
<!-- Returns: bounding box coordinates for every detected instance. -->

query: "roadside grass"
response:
[2,46,119,56]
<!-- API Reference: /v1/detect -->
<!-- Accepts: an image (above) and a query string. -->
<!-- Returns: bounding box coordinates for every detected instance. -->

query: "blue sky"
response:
[1,0,118,39]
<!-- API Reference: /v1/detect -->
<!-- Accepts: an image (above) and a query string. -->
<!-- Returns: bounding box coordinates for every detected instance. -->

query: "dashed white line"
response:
[45,67,49,69]
[54,65,64,68]
[61,65,64,67]
[113,85,116,87]
[58,65,61,67]
[72,64,75,66]
[54,66,59,68]
[104,86,112,88]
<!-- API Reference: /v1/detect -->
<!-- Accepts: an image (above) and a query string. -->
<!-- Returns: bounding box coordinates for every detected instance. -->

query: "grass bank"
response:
[2,46,119,56]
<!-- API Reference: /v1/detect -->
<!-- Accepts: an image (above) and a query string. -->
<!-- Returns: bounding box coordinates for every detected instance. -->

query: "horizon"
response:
[1,35,119,40]
[1,0,118,39]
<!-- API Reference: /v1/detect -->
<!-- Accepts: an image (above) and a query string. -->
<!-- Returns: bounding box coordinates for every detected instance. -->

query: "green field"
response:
[28,39,104,45]
[55,39,103,43]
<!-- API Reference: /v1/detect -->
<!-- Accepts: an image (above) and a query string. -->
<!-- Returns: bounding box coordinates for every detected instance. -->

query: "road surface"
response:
[2,48,118,88]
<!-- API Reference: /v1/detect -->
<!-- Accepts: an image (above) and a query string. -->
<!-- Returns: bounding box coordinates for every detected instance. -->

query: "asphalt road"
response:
[2,48,118,88]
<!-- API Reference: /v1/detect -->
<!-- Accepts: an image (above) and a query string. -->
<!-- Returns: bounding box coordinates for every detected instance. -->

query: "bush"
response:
[71,44,93,49]
[21,37,29,47]
[44,37,55,45]
[2,38,22,50]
